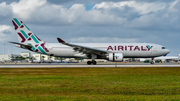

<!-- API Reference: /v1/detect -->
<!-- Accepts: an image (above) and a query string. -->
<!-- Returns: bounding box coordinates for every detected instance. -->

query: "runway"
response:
[0,63,180,68]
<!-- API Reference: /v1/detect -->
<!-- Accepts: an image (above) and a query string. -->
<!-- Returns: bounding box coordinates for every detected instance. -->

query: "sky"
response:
[0,0,180,56]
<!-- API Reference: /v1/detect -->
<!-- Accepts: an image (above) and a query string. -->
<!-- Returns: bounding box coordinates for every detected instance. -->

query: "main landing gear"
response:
[87,54,97,65]
[87,60,97,65]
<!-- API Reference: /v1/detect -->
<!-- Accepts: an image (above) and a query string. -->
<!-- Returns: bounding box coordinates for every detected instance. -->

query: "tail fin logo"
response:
[12,18,49,54]
[115,55,119,59]
[147,45,152,49]
[12,18,42,44]
[28,43,49,54]
[12,18,30,31]
[146,45,153,51]
[17,31,41,43]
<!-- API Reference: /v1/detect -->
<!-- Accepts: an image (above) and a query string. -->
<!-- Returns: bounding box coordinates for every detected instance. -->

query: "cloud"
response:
[4,0,127,25]
[10,0,46,20]
[167,0,180,12]
[0,0,180,55]
[1,0,179,34]
[93,1,167,15]
[90,0,180,31]
[1,0,178,28]
[0,2,12,18]
[4,0,178,40]
[0,25,15,42]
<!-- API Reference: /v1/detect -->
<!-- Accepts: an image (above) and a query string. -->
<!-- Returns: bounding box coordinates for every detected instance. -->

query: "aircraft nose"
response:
[166,49,170,54]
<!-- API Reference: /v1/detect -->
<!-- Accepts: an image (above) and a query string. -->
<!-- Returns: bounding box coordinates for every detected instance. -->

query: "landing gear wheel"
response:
[87,61,92,65]
[150,61,154,64]
[92,61,97,65]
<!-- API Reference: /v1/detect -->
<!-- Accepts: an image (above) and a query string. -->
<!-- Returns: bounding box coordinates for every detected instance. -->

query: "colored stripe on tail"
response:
[12,18,43,44]
[11,18,49,54]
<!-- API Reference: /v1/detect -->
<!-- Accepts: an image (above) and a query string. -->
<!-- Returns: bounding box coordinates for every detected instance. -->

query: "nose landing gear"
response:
[150,58,155,64]
[150,61,154,64]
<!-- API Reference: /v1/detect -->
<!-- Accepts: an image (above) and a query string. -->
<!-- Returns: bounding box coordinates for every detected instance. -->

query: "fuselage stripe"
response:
[31,35,39,43]
[38,46,47,54]
[32,46,36,51]
[27,43,36,51]
[24,24,30,31]
[13,18,21,26]
[20,30,28,39]
[147,45,151,49]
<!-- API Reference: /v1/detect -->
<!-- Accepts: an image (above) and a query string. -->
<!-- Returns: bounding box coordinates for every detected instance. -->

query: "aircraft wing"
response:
[9,41,32,50]
[57,38,110,56]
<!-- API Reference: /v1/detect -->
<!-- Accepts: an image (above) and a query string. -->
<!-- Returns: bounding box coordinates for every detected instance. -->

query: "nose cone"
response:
[166,49,170,54]
[167,49,170,54]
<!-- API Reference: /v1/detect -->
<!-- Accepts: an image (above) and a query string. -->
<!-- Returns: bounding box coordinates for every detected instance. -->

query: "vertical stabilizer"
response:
[12,18,43,44]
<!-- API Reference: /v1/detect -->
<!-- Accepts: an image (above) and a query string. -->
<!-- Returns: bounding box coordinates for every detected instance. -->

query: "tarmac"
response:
[0,63,180,68]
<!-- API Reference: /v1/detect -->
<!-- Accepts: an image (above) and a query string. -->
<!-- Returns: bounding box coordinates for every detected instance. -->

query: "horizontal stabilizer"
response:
[9,41,32,49]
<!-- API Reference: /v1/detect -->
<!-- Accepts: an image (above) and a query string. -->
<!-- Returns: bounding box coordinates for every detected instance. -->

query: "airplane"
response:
[10,18,170,65]
[140,54,180,63]
[155,56,179,62]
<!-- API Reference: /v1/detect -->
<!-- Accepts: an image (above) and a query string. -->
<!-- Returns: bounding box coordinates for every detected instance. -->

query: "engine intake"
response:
[107,53,123,62]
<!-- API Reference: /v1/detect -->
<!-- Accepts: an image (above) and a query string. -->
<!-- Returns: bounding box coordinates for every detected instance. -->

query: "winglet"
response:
[57,38,65,43]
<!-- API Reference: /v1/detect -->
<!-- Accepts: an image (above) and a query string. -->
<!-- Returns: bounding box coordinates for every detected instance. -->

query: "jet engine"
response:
[107,53,123,62]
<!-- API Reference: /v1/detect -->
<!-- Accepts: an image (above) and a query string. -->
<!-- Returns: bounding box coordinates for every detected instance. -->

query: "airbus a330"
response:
[10,18,170,65]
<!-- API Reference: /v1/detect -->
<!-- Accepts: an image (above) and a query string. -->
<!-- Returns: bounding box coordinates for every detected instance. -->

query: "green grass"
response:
[0,67,180,100]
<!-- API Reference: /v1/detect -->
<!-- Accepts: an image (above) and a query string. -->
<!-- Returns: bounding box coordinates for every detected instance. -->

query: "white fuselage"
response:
[11,18,170,62]
[39,43,170,59]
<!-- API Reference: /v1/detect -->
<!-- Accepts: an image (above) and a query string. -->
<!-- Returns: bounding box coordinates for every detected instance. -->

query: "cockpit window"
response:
[162,47,166,49]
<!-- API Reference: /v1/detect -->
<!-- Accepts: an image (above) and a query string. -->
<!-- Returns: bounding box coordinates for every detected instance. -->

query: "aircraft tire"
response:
[92,61,97,65]
[150,61,154,64]
[87,61,92,65]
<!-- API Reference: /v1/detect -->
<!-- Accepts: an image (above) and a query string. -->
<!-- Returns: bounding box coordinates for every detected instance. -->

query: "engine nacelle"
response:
[107,53,123,62]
